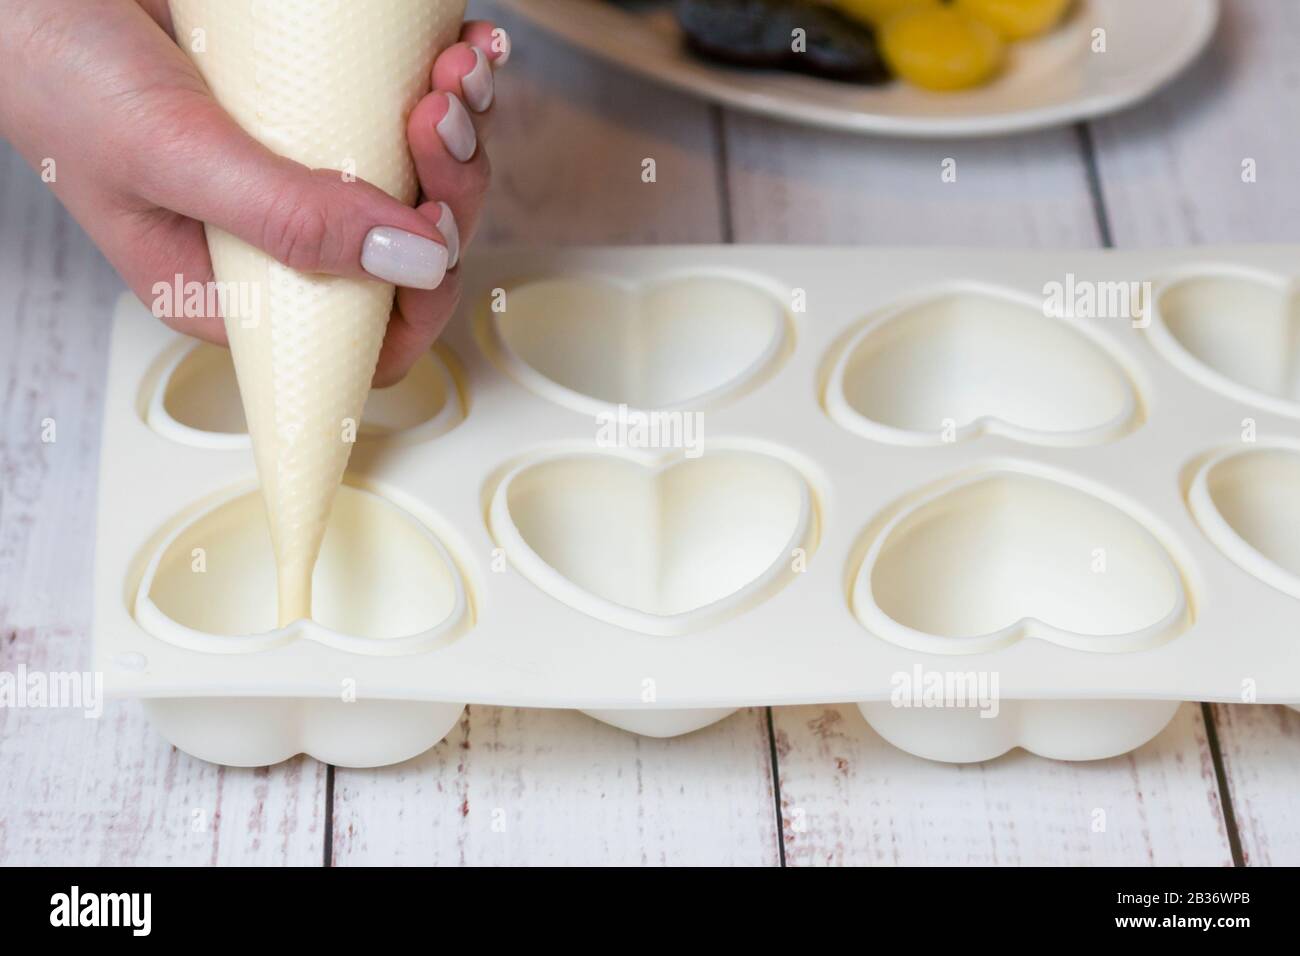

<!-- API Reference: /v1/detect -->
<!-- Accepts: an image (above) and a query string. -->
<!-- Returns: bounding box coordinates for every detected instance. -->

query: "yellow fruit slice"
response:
[879,7,1006,91]
[830,0,938,27]
[954,0,1074,41]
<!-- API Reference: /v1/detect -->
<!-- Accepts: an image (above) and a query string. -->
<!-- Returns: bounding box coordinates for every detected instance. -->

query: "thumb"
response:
[133,93,450,289]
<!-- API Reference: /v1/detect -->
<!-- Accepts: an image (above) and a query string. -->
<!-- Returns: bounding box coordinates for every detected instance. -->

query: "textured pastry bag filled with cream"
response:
[168,0,466,625]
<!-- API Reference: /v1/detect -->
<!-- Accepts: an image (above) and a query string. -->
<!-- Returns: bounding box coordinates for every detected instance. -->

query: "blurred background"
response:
[1,0,1297,866]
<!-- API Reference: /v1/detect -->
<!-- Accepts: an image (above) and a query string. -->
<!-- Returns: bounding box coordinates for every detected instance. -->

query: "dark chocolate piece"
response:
[674,0,890,83]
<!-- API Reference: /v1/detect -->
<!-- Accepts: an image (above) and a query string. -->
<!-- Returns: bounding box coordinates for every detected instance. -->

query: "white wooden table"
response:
[2,0,1298,866]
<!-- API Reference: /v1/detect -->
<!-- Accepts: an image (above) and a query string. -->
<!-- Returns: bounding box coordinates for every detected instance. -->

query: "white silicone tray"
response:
[94,245,1300,767]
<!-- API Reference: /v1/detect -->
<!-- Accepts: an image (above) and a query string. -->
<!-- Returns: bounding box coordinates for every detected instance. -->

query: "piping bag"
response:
[168,0,466,626]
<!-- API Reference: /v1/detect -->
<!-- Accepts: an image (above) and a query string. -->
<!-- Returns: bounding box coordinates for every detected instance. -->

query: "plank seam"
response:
[323,763,335,867]
[711,106,735,244]
[1201,704,1246,867]
[765,707,787,867]
[1075,123,1114,248]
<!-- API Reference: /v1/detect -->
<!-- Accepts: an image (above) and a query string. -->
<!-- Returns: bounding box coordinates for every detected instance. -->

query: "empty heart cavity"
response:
[136,484,468,654]
[148,341,462,447]
[1189,446,1300,600]
[485,274,789,413]
[853,471,1189,654]
[489,450,815,636]
[825,289,1140,445]
[1151,271,1300,418]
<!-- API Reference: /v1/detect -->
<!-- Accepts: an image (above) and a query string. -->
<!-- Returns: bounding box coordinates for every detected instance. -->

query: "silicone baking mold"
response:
[94,246,1300,767]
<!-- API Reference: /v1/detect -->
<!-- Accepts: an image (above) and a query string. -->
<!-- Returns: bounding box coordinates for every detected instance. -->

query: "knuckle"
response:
[436,273,462,313]
[261,183,337,272]
[463,153,490,199]
[405,279,461,336]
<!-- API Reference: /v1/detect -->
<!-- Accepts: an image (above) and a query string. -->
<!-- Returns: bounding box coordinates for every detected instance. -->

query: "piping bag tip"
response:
[277,577,313,630]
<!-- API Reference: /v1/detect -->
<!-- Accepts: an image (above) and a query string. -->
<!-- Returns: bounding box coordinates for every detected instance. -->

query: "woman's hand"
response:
[0,0,508,385]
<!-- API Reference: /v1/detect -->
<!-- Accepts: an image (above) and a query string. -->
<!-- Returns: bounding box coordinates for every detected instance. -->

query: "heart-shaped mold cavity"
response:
[1188,445,1300,600]
[483,274,789,414]
[825,289,1141,446]
[853,470,1190,654]
[1150,270,1300,418]
[135,483,469,655]
[147,341,463,448]
[489,449,816,636]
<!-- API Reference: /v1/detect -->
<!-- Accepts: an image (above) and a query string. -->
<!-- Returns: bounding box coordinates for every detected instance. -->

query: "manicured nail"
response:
[436,93,477,162]
[462,47,494,112]
[488,28,510,68]
[435,202,460,269]
[361,227,448,290]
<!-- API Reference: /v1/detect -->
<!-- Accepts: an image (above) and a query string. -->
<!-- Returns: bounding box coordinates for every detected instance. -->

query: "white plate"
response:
[498,0,1219,137]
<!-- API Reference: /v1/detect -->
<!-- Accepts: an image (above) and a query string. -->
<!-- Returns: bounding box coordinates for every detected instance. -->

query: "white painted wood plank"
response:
[774,703,1232,866]
[334,706,779,866]
[722,116,1100,246]
[1088,0,1300,865]
[474,0,724,243]
[1211,705,1300,867]
[721,113,1232,863]
[0,630,327,865]
[1089,0,1300,244]
[331,1,780,867]
[0,143,325,866]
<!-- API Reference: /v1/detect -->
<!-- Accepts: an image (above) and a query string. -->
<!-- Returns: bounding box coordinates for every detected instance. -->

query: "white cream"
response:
[168,0,466,624]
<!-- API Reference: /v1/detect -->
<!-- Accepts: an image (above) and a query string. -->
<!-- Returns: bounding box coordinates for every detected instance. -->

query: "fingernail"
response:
[462,47,494,112]
[436,93,477,162]
[435,202,460,269]
[361,226,448,290]
[488,28,510,68]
